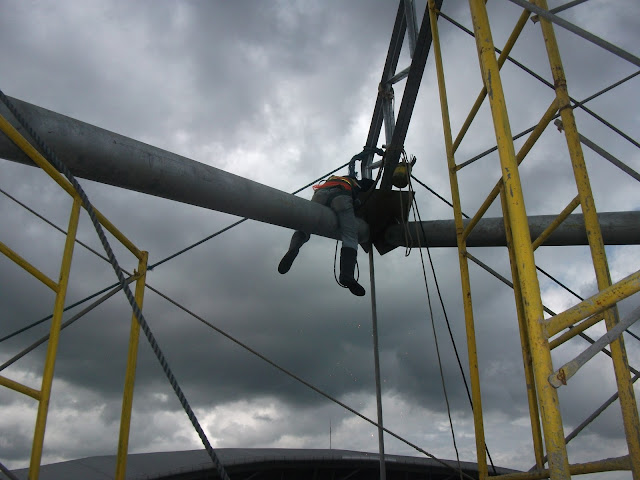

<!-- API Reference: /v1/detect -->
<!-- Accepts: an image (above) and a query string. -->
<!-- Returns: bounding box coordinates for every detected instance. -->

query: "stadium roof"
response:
[10,448,519,479]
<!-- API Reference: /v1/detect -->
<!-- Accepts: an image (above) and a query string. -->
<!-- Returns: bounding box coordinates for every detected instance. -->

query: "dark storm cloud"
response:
[1,1,639,476]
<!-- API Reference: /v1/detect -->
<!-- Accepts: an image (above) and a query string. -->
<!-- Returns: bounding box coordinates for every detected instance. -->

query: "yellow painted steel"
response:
[462,99,558,242]
[429,2,487,477]
[0,374,41,400]
[493,456,631,480]
[2,107,149,479]
[533,2,640,474]
[468,2,571,479]
[548,313,603,350]
[93,209,142,260]
[115,252,149,480]
[531,196,580,251]
[546,269,640,337]
[29,197,81,480]
[0,113,143,260]
[0,113,77,198]
[452,9,531,156]
[0,240,58,291]
[500,187,545,471]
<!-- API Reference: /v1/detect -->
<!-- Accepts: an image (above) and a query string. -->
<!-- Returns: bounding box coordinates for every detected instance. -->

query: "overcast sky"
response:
[1,1,639,479]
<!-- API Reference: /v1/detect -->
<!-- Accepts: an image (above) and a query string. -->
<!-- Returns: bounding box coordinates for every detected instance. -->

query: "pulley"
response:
[392,154,417,189]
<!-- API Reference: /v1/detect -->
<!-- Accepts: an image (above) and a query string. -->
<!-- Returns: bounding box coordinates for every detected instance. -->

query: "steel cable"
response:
[410,175,640,349]
[144,282,476,480]
[0,153,473,478]
[438,11,640,154]
[407,189,464,477]
[0,89,231,480]
[405,174,498,475]
[0,163,351,343]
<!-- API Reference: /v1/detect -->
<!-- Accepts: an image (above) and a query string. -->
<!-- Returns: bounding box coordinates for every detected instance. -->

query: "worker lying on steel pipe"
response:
[278,174,375,296]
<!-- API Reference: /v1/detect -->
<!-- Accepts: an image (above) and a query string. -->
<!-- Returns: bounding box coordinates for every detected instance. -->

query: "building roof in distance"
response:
[10,448,519,480]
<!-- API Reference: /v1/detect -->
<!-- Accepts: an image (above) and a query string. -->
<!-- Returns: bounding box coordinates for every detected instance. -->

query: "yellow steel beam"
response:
[462,99,558,242]
[0,113,76,198]
[500,187,545,470]
[493,455,631,480]
[549,313,603,350]
[452,9,531,155]
[429,2,487,477]
[531,195,580,251]
[545,269,640,337]
[115,252,149,480]
[467,2,571,478]
[29,197,81,480]
[533,2,640,474]
[0,240,58,292]
[93,209,143,260]
[0,113,143,260]
[0,375,41,401]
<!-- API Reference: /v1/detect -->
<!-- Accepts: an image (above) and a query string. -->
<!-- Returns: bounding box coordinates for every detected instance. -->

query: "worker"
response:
[278,174,375,296]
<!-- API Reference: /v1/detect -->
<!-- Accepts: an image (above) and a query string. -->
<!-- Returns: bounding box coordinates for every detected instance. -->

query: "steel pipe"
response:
[386,211,640,248]
[2,98,639,251]
[0,97,368,243]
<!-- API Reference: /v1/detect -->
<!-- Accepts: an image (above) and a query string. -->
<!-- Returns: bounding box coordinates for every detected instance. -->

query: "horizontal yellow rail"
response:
[462,98,559,241]
[452,9,531,155]
[493,455,630,480]
[0,240,58,291]
[549,313,603,350]
[0,113,143,260]
[531,195,580,251]
[545,269,640,337]
[0,374,41,400]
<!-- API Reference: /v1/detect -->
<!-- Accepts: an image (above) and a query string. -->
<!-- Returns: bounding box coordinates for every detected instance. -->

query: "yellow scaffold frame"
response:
[427,1,639,479]
[0,112,148,480]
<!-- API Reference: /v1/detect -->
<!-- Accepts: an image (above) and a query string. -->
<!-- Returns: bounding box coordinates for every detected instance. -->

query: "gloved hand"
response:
[359,178,376,192]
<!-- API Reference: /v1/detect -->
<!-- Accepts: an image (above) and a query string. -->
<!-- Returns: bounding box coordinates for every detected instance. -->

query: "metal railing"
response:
[0,112,148,480]
[427,1,639,479]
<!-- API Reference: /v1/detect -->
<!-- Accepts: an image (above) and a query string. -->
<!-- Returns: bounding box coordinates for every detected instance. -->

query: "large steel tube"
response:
[2,98,638,250]
[0,96,368,243]
[385,211,640,248]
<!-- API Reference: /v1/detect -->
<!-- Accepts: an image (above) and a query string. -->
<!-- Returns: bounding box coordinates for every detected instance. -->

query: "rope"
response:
[333,240,359,289]
[367,249,387,480]
[405,174,463,477]
[0,162,352,343]
[397,151,415,256]
[406,174,498,474]
[409,174,640,347]
[148,161,351,271]
[0,90,231,480]
[0,156,472,479]
[144,283,476,480]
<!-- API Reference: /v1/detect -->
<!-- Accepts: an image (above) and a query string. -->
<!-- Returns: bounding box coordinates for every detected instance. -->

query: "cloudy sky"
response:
[1,1,639,478]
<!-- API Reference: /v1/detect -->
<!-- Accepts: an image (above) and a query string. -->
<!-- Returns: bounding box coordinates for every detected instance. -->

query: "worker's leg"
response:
[278,230,310,274]
[331,195,365,296]
[278,189,331,274]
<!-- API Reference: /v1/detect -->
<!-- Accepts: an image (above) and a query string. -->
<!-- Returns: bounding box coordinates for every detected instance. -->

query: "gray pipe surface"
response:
[385,212,640,247]
[2,98,637,250]
[0,96,368,243]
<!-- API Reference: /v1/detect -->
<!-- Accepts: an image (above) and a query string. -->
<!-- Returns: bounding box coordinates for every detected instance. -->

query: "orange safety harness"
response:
[312,175,357,191]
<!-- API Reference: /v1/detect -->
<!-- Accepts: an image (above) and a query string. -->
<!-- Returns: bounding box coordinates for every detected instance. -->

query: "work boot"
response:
[339,247,366,297]
[278,231,308,274]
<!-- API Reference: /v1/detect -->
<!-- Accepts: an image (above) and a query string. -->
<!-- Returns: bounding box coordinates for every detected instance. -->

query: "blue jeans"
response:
[290,187,358,251]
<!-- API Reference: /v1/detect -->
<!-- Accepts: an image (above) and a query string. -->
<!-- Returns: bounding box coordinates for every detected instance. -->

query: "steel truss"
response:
[413,1,640,479]
[0,112,149,479]
[1,2,639,480]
